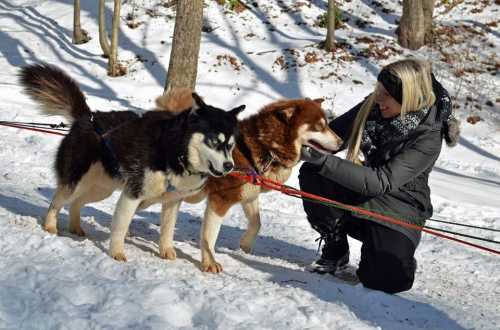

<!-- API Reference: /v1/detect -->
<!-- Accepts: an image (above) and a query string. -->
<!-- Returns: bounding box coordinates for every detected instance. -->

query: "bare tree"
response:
[73,0,90,44]
[398,0,435,50]
[422,0,436,44]
[324,0,336,52]
[164,0,203,92]
[108,0,126,76]
[98,0,111,58]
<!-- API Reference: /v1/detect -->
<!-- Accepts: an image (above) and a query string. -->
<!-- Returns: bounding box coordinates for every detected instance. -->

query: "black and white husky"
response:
[19,64,244,261]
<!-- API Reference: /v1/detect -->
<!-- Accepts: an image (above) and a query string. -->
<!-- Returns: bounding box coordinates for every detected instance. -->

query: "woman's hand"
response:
[300,146,327,165]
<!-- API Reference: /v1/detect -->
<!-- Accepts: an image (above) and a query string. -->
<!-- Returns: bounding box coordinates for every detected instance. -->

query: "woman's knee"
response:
[357,251,416,294]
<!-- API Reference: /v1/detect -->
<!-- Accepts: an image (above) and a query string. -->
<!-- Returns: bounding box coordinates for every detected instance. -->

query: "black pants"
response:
[299,164,417,294]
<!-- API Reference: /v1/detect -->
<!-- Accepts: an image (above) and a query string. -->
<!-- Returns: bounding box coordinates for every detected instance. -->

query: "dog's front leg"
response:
[200,199,230,273]
[240,198,261,253]
[158,199,182,260]
[109,192,141,261]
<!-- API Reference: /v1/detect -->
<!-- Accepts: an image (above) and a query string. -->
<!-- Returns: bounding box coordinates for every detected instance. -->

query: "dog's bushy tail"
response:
[19,63,91,121]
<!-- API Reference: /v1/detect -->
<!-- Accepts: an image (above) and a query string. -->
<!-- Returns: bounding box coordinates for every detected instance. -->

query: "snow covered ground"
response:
[0,0,499,329]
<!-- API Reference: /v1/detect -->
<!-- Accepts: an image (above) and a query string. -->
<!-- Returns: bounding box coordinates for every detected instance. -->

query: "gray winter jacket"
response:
[315,80,459,246]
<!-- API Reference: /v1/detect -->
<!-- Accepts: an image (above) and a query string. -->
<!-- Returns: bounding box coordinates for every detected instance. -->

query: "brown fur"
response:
[158,98,343,272]
[155,88,193,114]
[201,99,333,197]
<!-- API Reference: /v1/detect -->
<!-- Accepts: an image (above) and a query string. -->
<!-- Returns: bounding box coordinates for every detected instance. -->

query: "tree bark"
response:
[98,0,111,58]
[164,0,203,93]
[398,0,425,50]
[324,0,336,52]
[73,0,90,44]
[108,0,125,76]
[422,0,436,44]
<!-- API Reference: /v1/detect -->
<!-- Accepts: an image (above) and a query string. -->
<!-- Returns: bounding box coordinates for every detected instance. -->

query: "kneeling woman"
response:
[299,59,460,294]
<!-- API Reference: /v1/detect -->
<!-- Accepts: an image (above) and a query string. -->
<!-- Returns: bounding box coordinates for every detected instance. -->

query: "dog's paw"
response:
[202,261,223,273]
[239,236,255,254]
[111,251,128,262]
[44,225,58,235]
[239,243,253,254]
[159,246,177,260]
[69,226,86,237]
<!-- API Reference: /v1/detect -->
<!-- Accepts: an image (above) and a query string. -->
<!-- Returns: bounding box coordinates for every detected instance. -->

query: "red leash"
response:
[3,121,498,255]
[229,171,500,256]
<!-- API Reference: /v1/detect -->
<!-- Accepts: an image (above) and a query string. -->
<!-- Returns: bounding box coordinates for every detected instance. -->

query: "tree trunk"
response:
[398,0,425,50]
[164,0,203,93]
[99,0,111,58]
[108,0,126,76]
[324,0,336,52]
[422,0,435,44]
[73,0,90,44]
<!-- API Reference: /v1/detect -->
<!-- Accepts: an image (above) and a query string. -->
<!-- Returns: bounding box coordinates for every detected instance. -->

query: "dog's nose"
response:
[223,162,234,173]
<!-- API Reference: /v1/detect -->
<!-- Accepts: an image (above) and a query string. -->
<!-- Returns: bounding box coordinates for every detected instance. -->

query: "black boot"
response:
[306,217,350,274]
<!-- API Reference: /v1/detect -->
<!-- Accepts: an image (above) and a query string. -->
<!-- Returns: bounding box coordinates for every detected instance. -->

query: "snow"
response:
[0,0,499,329]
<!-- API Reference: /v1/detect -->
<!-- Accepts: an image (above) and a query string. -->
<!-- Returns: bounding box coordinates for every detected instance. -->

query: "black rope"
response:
[87,113,120,175]
[425,226,500,245]
[427,217,500,232]
[279,187,500,245]
[2,123,69,132]
[0,120,69,131]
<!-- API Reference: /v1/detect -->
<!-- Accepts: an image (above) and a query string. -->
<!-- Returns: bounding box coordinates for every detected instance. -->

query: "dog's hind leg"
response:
[109,192,142,262]
[239,198,261,254]
[158,199,182,260]
[68,186,115,237]
[44,185,74,234]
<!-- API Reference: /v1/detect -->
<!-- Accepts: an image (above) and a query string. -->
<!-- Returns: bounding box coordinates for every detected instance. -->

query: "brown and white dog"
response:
[142,98,342,272]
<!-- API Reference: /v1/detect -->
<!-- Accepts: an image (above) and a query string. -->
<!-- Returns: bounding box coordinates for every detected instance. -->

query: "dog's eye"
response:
[313,123,324,131]
[207,137,219,147]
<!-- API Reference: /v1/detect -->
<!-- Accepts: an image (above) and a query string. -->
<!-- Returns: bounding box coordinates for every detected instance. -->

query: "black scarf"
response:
[361,107,429,158]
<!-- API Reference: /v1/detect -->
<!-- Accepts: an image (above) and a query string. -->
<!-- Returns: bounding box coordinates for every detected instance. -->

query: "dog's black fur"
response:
[56,108,241,197]
[19,64,245,261]
[20,64,243,198]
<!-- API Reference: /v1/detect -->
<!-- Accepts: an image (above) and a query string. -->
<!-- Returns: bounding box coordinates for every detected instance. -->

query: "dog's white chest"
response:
[142,169,206,200]
[267,168,292,185]
[261,168,293,193]
[167,173,207,192]
[142,170,168,198]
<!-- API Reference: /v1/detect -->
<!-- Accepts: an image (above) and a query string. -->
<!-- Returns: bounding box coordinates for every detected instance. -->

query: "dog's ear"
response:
[275,106,295,123]
[281,107,295,119]
[229,105,245,117]
[304,97,324,105]
[191,92,206,112]
[156,88,193,114]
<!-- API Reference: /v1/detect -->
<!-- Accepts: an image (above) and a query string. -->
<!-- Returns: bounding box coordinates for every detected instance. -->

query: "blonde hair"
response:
[346,59,436,163]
